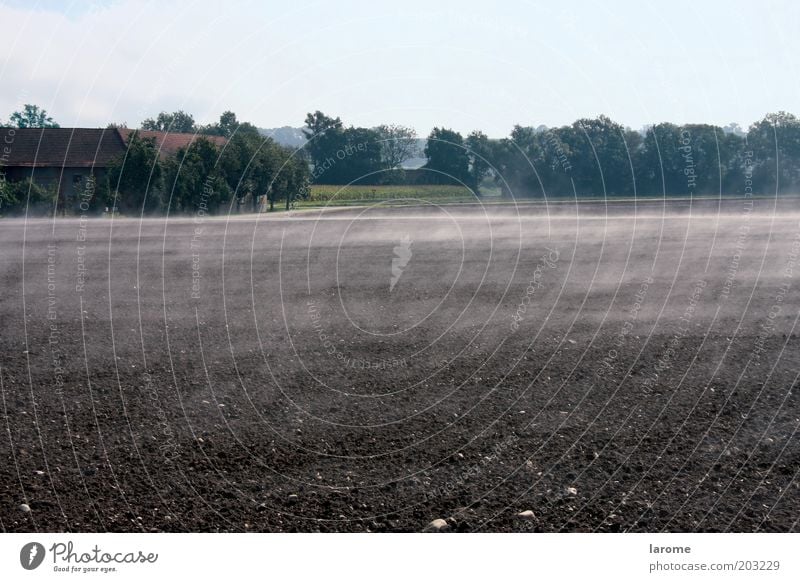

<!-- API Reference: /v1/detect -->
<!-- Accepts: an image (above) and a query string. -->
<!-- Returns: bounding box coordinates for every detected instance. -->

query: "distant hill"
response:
[401,138,427,169]
[401,156,427,169]
[258,126,307,148]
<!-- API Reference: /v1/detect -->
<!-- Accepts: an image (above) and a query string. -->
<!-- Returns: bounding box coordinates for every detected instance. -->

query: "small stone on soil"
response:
[19,503,31,513]
[427,518,449,532]
[517,510,536,520]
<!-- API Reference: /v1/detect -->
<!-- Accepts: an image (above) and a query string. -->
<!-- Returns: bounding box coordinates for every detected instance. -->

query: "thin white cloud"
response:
[1,0,797,135]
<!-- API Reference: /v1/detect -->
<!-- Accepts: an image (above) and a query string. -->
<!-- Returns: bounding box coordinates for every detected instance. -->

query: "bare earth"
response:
[1,198,798,532]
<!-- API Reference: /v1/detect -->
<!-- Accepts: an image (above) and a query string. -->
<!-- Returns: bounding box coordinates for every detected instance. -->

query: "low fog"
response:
[1,198,798,532]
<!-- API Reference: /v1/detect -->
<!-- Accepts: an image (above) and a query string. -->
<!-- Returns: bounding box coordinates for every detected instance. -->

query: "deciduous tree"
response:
[423,127,470,185]
[9,104,59,128]
[141,110,196,133]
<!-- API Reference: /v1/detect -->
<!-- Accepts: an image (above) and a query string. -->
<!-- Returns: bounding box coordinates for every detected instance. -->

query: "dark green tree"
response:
[424,127,470,185]
[163,138,231,213]
[216,110,239,138]
[141,110,196,133]
[108,131,163,214]
[491,126,549,197]
[747,112,800,194]
[375,124,418,170]
[302,112,386,185]
[9,104,60,128]
[0,178,57,216]
[303,111,342,139]
[303,111,344,176]
[562,116,634,196]
[636,123,687,196]
[284,153,310,209]
[465,130,493,190]
[201,110,260,139]
[337,126,383,184]
[220,131,282,212]
[678,124,738,195]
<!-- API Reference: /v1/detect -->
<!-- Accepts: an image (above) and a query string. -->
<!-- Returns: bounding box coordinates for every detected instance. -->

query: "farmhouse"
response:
[0,127,226,212]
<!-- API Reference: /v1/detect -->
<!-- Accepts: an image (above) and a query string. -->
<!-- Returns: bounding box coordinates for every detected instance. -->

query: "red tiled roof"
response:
[117,129,228,159]
[0,127,229,168]
[0,127,126,168]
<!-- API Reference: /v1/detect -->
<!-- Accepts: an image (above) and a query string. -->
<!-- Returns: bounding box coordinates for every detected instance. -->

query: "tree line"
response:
[3,104,800,217]
[304,110,800,197]
[301,111,419,185]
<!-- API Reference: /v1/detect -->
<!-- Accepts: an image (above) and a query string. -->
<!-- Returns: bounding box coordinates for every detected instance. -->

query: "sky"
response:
[1,0,798,137]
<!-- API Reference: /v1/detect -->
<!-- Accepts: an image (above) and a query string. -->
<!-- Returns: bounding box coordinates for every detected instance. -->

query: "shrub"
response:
[0,178,57,216]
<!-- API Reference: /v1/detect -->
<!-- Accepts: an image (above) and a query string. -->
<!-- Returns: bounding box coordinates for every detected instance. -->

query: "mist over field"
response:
[1,197,798,532]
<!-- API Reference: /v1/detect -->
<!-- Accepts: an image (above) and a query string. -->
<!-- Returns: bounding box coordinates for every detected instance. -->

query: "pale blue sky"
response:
[1,0,797,136]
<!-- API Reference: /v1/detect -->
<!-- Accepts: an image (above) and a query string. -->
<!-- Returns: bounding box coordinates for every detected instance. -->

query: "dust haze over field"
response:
[1,198,799,532]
